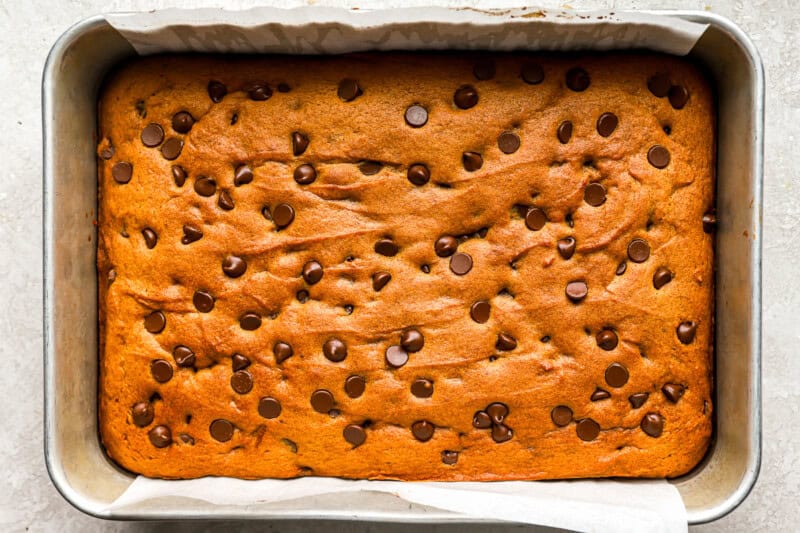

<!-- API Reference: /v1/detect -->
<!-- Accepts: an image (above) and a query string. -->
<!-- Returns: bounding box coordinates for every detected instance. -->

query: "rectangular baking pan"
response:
[43,8,762,524]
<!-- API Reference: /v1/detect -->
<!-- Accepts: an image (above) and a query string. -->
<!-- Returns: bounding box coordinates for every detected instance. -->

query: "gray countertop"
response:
[1,0,795,531]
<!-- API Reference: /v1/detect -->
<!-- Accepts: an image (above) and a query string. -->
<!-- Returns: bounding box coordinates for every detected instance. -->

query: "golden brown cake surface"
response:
[97,53,714,480]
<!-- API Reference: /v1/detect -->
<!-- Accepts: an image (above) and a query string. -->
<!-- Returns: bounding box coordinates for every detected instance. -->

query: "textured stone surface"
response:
[0,0,795,531]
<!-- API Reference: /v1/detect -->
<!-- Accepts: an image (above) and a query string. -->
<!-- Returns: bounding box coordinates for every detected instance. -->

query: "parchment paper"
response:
[102,6,707,531]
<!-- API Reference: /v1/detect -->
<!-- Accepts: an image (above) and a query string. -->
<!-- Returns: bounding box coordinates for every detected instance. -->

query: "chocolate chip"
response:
[662,383,686,403]
[302,260,323,285]
[407,164,430,186]
[410,378,433,398]
[112,162,132,184]
[234,165,253,186]
[470,300,491,323]
[576,418,600,441]
[358,160,383,175]
[584,182,606,206]
[266,342,292,366]
[497,131,521,154]
[209,419,234,442]
[296,290,309,303]
[551,405,573,427]
[495,333,517,351]
[248,84,272,101]
[627,238,650,263]
[141,123,164,147]
[647,145,670,168]
[653,267,673,289]
[150,359,173,383]
[132,402,154,427]
[557,121,573,144]
[141,228,157,249]
[99,146,114,160]
[172,165,186,187]
[486,403,508,424]
[257,398,281,420]
[405,105,428,127]
[311,389,335,413]
[605,363,629,388]
[343,424,366,446]
[566,280,588,303]
[160,138,183,160]
[411,420,435,442]
[525,207,547,231]
[179,434,194,445]
[337,79,362,101]
[521,62,544,84]
[385,345,408,368]
[400,328,424,352]
[421,264,431,273]
[172,345,195,367]
[208,80,227,102]
[557,237,576,260]
[648,73,671,97]
[193,289,214,313]
[232,354,251,371]
[591,388,611,401]
[218,190,234,211]
[703,213,717,233]
[230,113,238,125]
[277,83,290,92]
[239,312,262,330]
[566,68,590,92]
[454,85,478,109]
[629,392,649,409]
[194,176,216,196]
[181,224,202,244]
[492,424,513,443]
[323,338,347,362]
[473,60,495,80]
[596,329,618,351]
[222,255,247,278]
[172,111,194,133]
[374,238,399,257]
[231,370,253,394]
[343,304,354,315]
[435,235,458,257]
[294,164,317,185]
[291,131,309,156]
[641,413,664,437]
[596,112,618,137]
[144,311,166,333]
[148,425,172,448]
[441,450,459,465]
[616,261,627,276]
[462,151,483,171]
[345,375,366,398]
[668,85,689,109]
[372,271,391,291]
[449,252,473,276]
[273,203,295,228]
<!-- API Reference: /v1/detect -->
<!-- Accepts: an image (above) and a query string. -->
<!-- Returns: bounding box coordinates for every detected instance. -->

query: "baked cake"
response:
[97,53,714,480]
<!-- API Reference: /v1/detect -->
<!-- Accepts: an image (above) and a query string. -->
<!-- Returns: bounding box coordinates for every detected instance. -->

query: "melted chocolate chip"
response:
[668,85,689,109]
[591,388,611,401]
[231,370,254,394]
[641,413,664,437]
[653,267,673,289]
[142,228,158,249]
[345,375,366,398]
[193,289,215,313]
[557,121,573,144]
[208,80,227,103]
[627,238,650,263]
[566,68,590,92]
[172,165,186,187]
[470,300,491,323]
[172,345,195,367]
[218,190,235,211]
[222,255,247,278]
[302,260,324,284]
[629,392,649,409]
[148,425,172,448]
[239,312,262,330]
[454,85,478,109]
[343,424,366,446]
[400,328,424,352]
[258,397,281,419]
[647,145,671,168]
[132,402,154,427]
[648,73,671,97]
[374,238,399,257]
[525,207,547,231]
[462,151,483,172]
[273,203,295,228]
[596,329,618,351]
[449,252,473,275]
[337,79,362,101]
[323,338,347,362]
[521,62,544,84]
[112,162,133,184]
[294,164,317,185]
[495,333,517,351]
[273,342,293,364]
[311,390,335,413]
[596,112,619,137]
[411,420,435,442]
[662,383,686,403]
[566,280,588,303]
[234,165,253,186]
[584,182,607,206]
[209,419,234,442]
[411,378,433,398]
[605,363,629,388]
[181,224,202,244]
[576,418,600,441]
[194,176,216,197]
[150,359,173,383]
[473,410,492,429]
[141,123,164,147]
[405,105,428,127]
[172,111,194,133]
[407,164,430,186]
[498,132,521,154]
[372,271,391,291]
[557,237,576,259]
[144,311,166,333]
[160,138,183,160]
[551,405,573,427]
[385,345,409,368]
[292,131,309,155]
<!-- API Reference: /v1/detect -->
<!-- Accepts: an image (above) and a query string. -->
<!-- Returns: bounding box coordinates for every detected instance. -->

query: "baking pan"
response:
[42,8,762,524]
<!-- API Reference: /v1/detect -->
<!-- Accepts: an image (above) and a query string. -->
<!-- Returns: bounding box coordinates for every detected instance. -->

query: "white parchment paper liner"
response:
[102,7,707,532]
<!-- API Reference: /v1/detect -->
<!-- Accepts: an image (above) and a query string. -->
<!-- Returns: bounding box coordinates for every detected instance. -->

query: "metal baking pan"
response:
[42,8,762,524]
